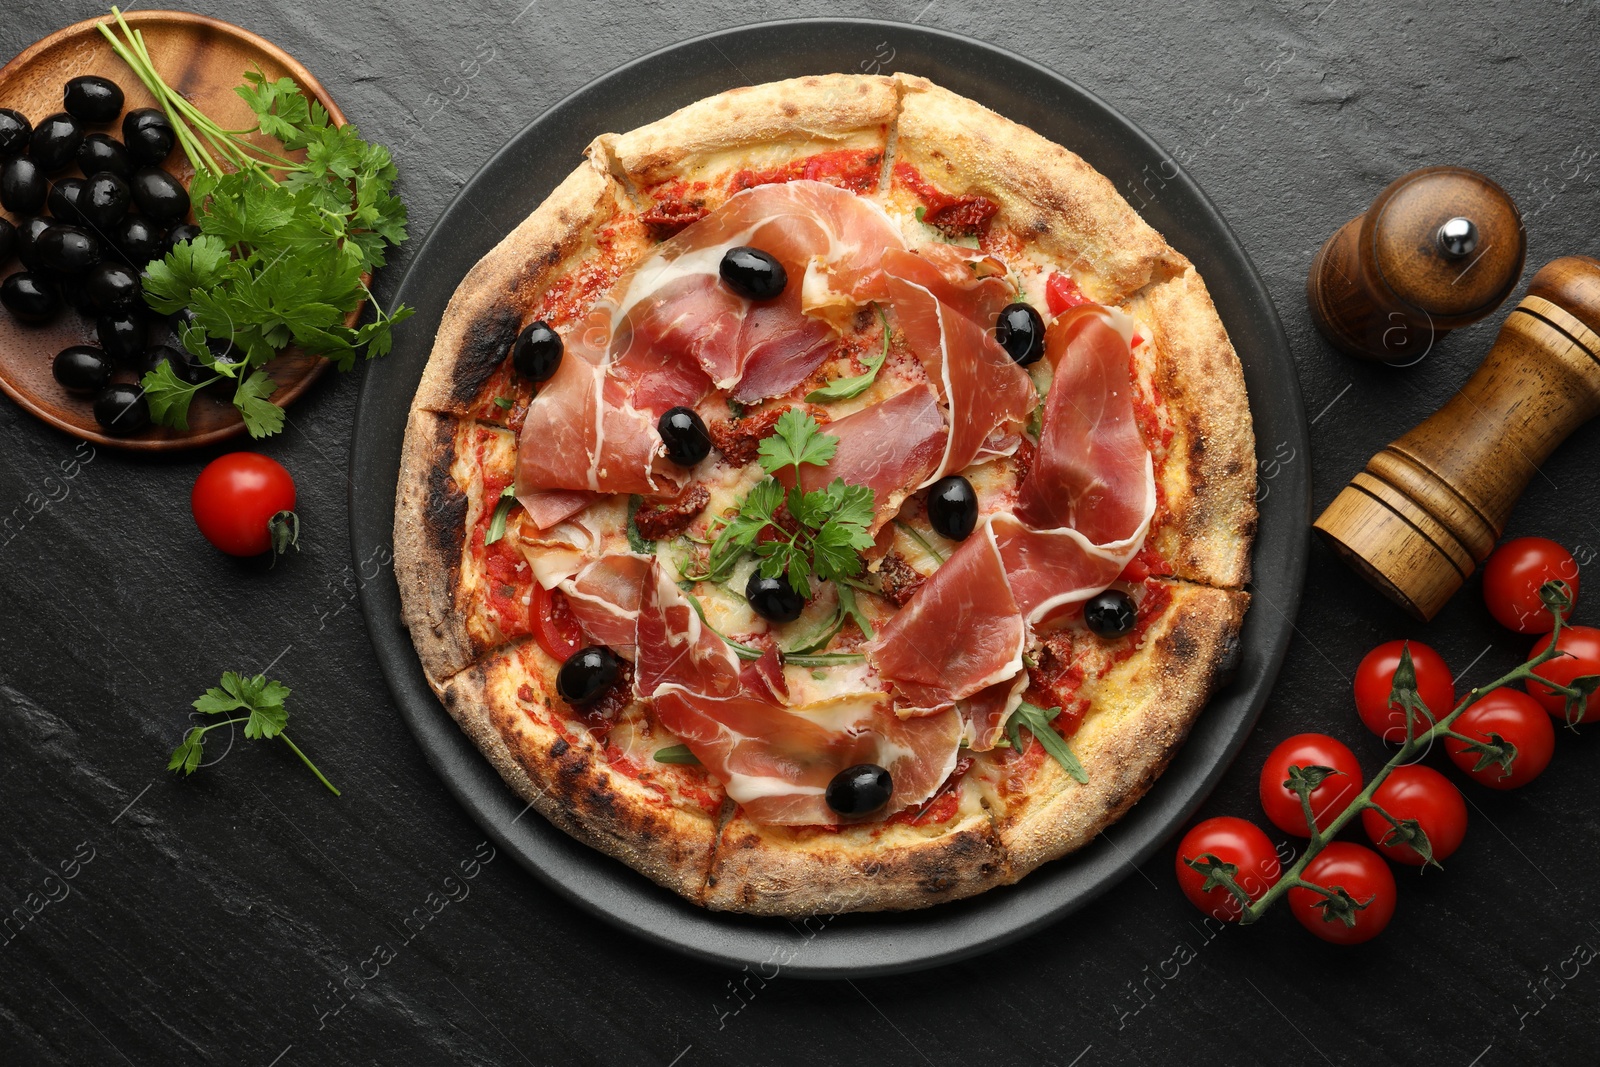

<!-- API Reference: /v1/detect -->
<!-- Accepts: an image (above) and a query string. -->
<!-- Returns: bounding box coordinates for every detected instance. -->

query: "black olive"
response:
[37,225,101,276]
[825,763,893,817]
[164,222,201,254]
[81,171,131,230]
[122,108,174,165]
[927,475,978,541]
[130,167,189,222]
[60,279,97,316]
[87,261,141,313]
[1,156,47,214]
[0,272,59,323]
[96,311,147,364]
[1084,588,1138,639]
[29,113,82,173]
[143,342,209,385]
[77,133,132,181]
[511,319,562,382]
[64,76,125,124]
[0,217,14,265]
[114,215,166,265]
[0,109,30,158]
[719,246,787,300]
[995,302,1045,366]
[46,177,87,225]
[745,570,805,623]
[16,217,53,271]
[657,406,710,466]
[52,345,113,394]
[93,382,150,434]
[556,645,621,705]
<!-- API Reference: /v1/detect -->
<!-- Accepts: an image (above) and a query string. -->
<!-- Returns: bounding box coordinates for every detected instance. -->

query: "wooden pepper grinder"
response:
[1314,256,1600,619]
[1308,166,1526,362]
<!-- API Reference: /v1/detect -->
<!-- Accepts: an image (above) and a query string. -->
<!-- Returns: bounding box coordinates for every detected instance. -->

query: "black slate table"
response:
[3,2,1599,1065]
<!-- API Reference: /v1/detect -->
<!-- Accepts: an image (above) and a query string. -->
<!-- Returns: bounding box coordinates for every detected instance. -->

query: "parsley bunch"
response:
[168,671,341,795]
[99,9,413,437]
[704,410,875,597]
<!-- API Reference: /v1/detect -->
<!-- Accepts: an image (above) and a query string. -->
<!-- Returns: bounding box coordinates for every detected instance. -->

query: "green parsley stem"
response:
[279,732,341,796]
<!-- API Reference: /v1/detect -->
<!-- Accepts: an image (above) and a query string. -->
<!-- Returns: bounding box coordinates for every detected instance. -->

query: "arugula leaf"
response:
[837,582,874,640]
[626,496,655,554]
[1005,701,1088,783]
[485,485,516,545]
[806,305,892,402]
[653,744,701,765]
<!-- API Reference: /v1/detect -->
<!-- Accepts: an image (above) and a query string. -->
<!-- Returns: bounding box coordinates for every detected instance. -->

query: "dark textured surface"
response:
[2,2,1598,1066]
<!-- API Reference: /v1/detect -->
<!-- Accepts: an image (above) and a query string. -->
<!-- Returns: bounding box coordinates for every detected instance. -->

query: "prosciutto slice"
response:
[559,554,653,659]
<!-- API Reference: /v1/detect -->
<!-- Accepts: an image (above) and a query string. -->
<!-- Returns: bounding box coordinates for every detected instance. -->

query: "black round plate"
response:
[351,18,1310,978]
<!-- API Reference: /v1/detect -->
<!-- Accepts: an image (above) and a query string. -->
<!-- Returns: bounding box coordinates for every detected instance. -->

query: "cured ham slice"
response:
[960,671,1031,751]
[518,488,594,531]
[559,554,654,659]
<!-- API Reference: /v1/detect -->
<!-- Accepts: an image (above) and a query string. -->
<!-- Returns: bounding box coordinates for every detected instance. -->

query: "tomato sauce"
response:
[893,163,998,236]
[727,149,883,194]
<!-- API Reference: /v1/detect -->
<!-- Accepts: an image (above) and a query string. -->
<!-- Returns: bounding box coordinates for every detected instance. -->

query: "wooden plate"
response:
[0,11,347,451]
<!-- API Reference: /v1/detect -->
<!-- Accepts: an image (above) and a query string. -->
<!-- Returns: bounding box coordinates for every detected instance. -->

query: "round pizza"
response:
[394,73,1255,915]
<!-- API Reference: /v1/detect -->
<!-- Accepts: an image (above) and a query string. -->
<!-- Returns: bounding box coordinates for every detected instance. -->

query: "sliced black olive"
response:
[29,113,82,173]
[142,342,209,385]
[37,225,101,276]
[64,76,125,124]
[1,156,47,214]
[0,109,30,158]
[114,215,166,265]
[96,311,147,364]
[927,475,978,541]
[16,217,54,270]
[825,763,893,817]
[78,133,132,181]
[46,177,87,226]
[719,246,787,300]
[52,345,112,394]
[0,217,14,265]
[995,302,1045,366]
[81,171,131,230]
[1084,588,1138,639]
[657,406,711,466]
[745,570,805,623]
[511,319,562,382]
[164,222,201,254]
[122,108,174,165]
[130,167,189,222]
[87,261,141,313]
[0,272,59,323]
[93,382,149,434]
[556,645,620,705]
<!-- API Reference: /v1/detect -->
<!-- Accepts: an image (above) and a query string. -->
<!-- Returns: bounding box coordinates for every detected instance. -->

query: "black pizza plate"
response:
[350,18,1310,979]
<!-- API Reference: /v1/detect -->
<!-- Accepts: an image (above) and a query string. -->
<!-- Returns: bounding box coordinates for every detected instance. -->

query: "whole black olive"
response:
[29,113,82,173]
[93,382,150,434]
[46,177,87,226]
[1084,588,1139,639]
[16,217,55,271]
[719,245,787,300]
[0,109,30,158]
[52,345,113,394]
[995,302,1045,366]
[77,133,132,181]
[87,261,141,313]
[657,406,711,466]
[114,215,166,265]
[64,76,125,124]
[511,319,562,382]
[37,226,101,275]
[96,311,146,364]
[0,272,59,323]
[81,171,132,230]
[130,167,189,222]
[825,763,893,817]
[556,645,621,705]
[1,156,47,214]
[143,342,209,385]
[60,279,97,316]
[164,222,201,254]
[122,108,174,165]
[745,570,805,623]
[0,217,14,265]
[926,475,978,541]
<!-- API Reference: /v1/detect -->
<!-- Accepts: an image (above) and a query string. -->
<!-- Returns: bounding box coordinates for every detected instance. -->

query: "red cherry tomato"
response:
[1353,640,1456,743]
[531,581,583,663]
[1482,537,1578,633]
[1527,624,1600,724]
[1288,842,1397,945]
[1258,733,1364,837]
[1045,272,1090,315]
[1173,817,1282,921]
[190,452,298,557]
[1444,689,1556,789]
[1359,765,1467,865]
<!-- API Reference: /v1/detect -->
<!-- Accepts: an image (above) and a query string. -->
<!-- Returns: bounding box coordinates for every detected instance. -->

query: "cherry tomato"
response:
[1444,689,1556,789]
[1258,733,1364,837]
[1288,842,1397,945]
[1482,537,1578,634]
[1353,640,1456,743]
[1527,624,1600,724]
[1044,272,1090,315]
[1359,765,1467,865]
[531,581,583,663]
[1174,817,1282,921]
[190,452,298,557]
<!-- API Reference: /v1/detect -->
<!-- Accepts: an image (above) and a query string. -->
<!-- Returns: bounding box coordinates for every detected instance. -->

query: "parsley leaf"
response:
[140,359,206,431]
[170,670,339,794]
[758,407,838,477]
[234,371,286,439]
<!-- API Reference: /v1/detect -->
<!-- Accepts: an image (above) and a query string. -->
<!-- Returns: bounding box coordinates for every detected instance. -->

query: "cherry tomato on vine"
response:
[1353,641,1456,743]
[1482,537,1578,634]
[190,452,298,558]
[1359,765,1467,865]
[1258,733,1364,837]
[1526,624,1600,724]
[1444,689,1556,789]
[531,581,583,663]
[1173,817,1282,921]
[1288,842,1396,945]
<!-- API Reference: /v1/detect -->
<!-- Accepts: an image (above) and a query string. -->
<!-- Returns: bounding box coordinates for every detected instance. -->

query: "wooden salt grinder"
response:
[1314,257,1600,620]
[1308,166,1526,362]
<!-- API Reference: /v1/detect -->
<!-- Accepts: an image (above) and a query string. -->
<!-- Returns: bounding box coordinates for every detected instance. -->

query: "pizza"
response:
[394,73,1255,915]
